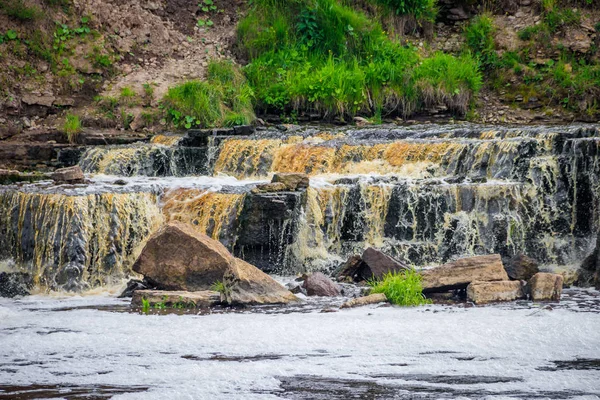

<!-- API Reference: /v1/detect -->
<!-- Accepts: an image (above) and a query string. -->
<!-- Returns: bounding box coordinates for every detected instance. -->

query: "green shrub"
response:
[0,0,41,21]
[63,113,82,143]
[464,14,498,70]
[368,269,431,306]
[373,0,437,21]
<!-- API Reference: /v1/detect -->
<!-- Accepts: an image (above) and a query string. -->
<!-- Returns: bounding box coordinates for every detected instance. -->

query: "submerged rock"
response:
[505,254,539,281]
[131,290,221,308]
[302,272,341,297]
[223,258,298,305]
[0,272,33,298]
[51,165,85,184]
[529,273,563,301]
[118,278,156,298]
[271,173,309,191]
[467,281,525,304]
[422,254,509,292]
[360,247,408,280]
[340,293,388,308]
[0,169,47,185]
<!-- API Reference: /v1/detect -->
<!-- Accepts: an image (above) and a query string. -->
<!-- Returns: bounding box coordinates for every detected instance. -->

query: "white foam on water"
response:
[1,293,599,399]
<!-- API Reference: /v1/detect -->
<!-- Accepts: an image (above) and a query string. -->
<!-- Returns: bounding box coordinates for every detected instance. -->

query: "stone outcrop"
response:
[421,254,509,292]
[0,169,47,185]
[578,232,600,288]
[335,255,367,281]
[529,273,563,301]
[133,222,297,305]
[131,290,221,308]
[302,272,341,297]
[466,281,525,304]
[251,182,288,193]
[271,173,309,191]
[504,254,539,281]
[341,293,388,308]
[223,258,298,305]
[51,166,85,184]
[360,247,408,280]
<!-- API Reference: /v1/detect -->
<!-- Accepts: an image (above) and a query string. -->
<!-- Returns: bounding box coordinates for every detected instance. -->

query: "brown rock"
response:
[224,258,298,305]
[251,182,288,194]
[51,166,85,184]
[271,173,309,191]
[132,222,235,291]
[360,247,408,280]
[341,293,388,308]
[21,94,55,108]
[303,272,341,296]
[529,273,563,301]
[504,254,539,281]
[467,281,525,304]
[421,254,509,292]
[335,254,367,281]
[131,290,221,308]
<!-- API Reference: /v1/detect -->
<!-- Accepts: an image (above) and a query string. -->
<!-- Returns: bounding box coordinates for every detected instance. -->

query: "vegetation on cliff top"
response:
[237,0,481,121]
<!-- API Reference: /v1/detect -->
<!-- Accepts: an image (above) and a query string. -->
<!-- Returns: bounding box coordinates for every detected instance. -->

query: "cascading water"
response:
[1,124,599,291]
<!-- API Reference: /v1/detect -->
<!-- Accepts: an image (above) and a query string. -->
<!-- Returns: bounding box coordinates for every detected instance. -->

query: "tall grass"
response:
[368,269,431,306]
[63,113,82,143]
[162,60,255,129]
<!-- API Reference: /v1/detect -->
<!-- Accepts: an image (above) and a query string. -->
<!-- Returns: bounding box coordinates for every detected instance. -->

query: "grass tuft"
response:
[368,269,431,306]
[63,113,82,143]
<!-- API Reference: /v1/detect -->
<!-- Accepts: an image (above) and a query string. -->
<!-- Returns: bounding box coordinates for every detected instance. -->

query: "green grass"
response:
[238,0,481,120]
[464,14,498,71]
[63,113,82,143]
[162,60,255,129]
[0,0,41,21]
[372,0,437,21]
[211,281,226,294]
[141,297,150,314]
[368,269,431,306]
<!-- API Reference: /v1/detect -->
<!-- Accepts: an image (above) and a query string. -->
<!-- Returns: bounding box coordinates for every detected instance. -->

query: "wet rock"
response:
[0,272,33,298]
[132,222,234,291]
[286,281,306,295]
[271,173,309,191]
[335,254,367,281]
[504,254,539,281]
[341,293,387,308]
[118,278,155,298]
[360,247,408,280]
[466,281,525,304]
[223,258,298,305]
[51,166,85,184]
[0,169,47,185]
[421,255,509,292]
[251,182,288,193]
[577,232,600,288]
[302,272,341,296]
[113,179,128,186]
[131,290,221,308]
[529,273,563,301]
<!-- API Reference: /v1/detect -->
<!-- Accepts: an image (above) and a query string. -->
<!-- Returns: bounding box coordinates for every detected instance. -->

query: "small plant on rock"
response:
[368,269,431,306]
[63,113,82,143]
[141,297,150,314]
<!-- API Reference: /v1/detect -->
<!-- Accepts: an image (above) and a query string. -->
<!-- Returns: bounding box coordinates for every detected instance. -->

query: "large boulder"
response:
[223,258,298,305]
[335,254,367,281]
[271,173,309,191]
[133,222,234,291]
[467,281,525,304]
[529,273,563,301]
[504,254,539,281]
[302,272,341,296]
[421,254,509,292]
[360,247,408,280]
[133,222,297,305]
[52,166,85,184]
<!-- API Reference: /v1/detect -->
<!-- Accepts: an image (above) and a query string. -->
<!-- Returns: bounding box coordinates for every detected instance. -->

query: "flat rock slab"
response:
[421,254,509,292]
[467,281,525,304]
[341,293,388,308]
[530,273,563,301]
[131,290,221,308]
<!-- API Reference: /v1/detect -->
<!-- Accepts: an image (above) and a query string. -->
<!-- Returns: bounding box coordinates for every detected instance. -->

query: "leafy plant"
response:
[368,269,431,306]
[211,281,226,293]
[197,18,214,27]
[141,297,150,314]
[63,113,82,143]
[199,0,218,13]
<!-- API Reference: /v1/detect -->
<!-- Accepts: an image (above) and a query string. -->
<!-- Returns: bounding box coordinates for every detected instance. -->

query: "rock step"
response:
[421,254,508,292]
[131,290,221,308]
[341,293,388,308]
[467,281,525,304]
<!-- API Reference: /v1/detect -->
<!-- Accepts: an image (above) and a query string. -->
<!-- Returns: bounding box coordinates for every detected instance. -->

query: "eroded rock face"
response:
[529,273,563,301]
[421,254,509,292]
[0,272,33,298]
[504,254,539,281]
[224,258,298,305]
[340,293,388,308]
[52,166,85,184]
[132,222,235,291]
[467,281,525,304]
[303,272,341,297]
[271,173,309,191]
[360,247,408,280]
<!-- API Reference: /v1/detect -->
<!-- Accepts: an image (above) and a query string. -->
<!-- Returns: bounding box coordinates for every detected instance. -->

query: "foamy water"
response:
[1,289,599,399]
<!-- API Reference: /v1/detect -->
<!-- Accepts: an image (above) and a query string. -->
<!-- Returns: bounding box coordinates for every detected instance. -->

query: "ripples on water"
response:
[0,288,599,399]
